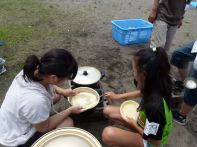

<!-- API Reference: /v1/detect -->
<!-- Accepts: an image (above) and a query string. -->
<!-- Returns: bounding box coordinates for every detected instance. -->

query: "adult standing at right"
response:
[148,0,191,51]
[171,41,197,125]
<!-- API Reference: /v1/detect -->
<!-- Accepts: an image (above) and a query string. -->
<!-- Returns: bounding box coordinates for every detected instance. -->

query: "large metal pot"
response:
[72,66,104,86]
[31,127,102,147]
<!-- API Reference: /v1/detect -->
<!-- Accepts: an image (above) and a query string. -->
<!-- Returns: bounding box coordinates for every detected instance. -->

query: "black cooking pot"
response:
[68,66,106,122]
[69,66,105,107]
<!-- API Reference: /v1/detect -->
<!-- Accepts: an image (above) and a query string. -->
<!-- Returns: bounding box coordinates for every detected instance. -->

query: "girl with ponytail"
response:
[102,47,172,147]
[0,49,84,147]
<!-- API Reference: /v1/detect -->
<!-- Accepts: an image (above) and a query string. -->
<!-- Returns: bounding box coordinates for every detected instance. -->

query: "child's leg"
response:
[57,117,74,128]
[180,102,194,116]
[102,126,144,147]
[103,105,124,124]
[173,66,197,125]
[164,24,177,51]
[181,66,197,115]
[150,20,168,49]
[178,69,188,81]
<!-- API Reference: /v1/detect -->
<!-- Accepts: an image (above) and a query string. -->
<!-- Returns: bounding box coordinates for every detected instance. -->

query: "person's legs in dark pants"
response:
[171,41,197,125]
[173,66,197,125]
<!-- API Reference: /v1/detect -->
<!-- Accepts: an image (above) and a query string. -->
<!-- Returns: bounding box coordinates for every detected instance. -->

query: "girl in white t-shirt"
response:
[0,49,84,147]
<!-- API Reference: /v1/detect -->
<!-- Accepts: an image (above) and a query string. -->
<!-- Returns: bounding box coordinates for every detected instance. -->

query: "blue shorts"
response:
[171,41,196,69]
[171,41,197,106]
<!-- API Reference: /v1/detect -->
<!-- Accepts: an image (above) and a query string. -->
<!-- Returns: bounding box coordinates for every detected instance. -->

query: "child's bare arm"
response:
[105,90,142,100]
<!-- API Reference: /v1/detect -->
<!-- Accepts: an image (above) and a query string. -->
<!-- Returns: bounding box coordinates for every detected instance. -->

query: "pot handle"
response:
[100,70,106,80]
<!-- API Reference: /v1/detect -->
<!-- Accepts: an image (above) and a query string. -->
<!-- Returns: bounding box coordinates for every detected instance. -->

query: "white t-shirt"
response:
[0,71,55,146]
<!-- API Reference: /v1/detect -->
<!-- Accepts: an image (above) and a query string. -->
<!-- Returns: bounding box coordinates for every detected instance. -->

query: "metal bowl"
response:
[31,127,102,147]
[68,87,100,111]
[120,100,139,121]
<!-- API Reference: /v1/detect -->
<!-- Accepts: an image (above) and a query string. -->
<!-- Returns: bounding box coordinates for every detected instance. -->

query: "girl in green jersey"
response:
[102,47,172,147]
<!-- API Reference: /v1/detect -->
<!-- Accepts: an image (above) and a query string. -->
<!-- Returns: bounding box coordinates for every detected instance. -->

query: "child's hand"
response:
[63,89,77,97]
[68,106,84,114]
[54,86,77,97]
[105,92,120,100]
[148,10,157,23]
[125,117,137,129]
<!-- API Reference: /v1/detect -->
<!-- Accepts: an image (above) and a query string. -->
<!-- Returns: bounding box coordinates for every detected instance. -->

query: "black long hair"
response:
[133,47,172,110]
[23,49,78,82]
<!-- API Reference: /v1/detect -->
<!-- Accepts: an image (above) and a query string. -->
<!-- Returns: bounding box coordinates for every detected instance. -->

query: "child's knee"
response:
[103,106,111,116]
[102,127,115,144]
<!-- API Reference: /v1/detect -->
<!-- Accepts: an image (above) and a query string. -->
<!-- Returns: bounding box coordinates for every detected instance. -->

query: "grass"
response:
[0,0,58,101]
[0,0,95,102]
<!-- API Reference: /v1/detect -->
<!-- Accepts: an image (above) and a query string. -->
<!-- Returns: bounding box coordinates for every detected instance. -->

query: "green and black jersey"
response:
[137,98,172,146]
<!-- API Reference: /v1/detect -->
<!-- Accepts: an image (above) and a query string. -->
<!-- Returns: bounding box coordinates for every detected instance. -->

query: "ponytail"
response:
[155,47,171,74]
[134,47,172,110]
[155,47,172,108]
[23,55,42,82]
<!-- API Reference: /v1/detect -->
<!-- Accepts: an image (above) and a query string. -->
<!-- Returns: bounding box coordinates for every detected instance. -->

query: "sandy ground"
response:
[0,0,197,146]
[43,0,197,147]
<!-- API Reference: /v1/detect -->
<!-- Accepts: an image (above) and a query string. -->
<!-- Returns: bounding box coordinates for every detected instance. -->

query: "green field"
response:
[0,0,93,102]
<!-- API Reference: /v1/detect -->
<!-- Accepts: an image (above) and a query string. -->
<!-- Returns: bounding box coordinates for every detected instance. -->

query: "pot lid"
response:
[73,66,101,85]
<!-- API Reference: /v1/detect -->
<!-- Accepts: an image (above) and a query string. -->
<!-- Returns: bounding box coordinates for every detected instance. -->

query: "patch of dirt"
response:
[0,0,197,146]
[41,0,197,146]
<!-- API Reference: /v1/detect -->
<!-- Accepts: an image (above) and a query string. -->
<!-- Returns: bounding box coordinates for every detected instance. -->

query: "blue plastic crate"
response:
[191,2,197,7]
[112,19,153,45]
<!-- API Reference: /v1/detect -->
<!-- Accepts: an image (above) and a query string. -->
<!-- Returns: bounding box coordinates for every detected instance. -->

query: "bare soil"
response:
[0,0,197,146]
